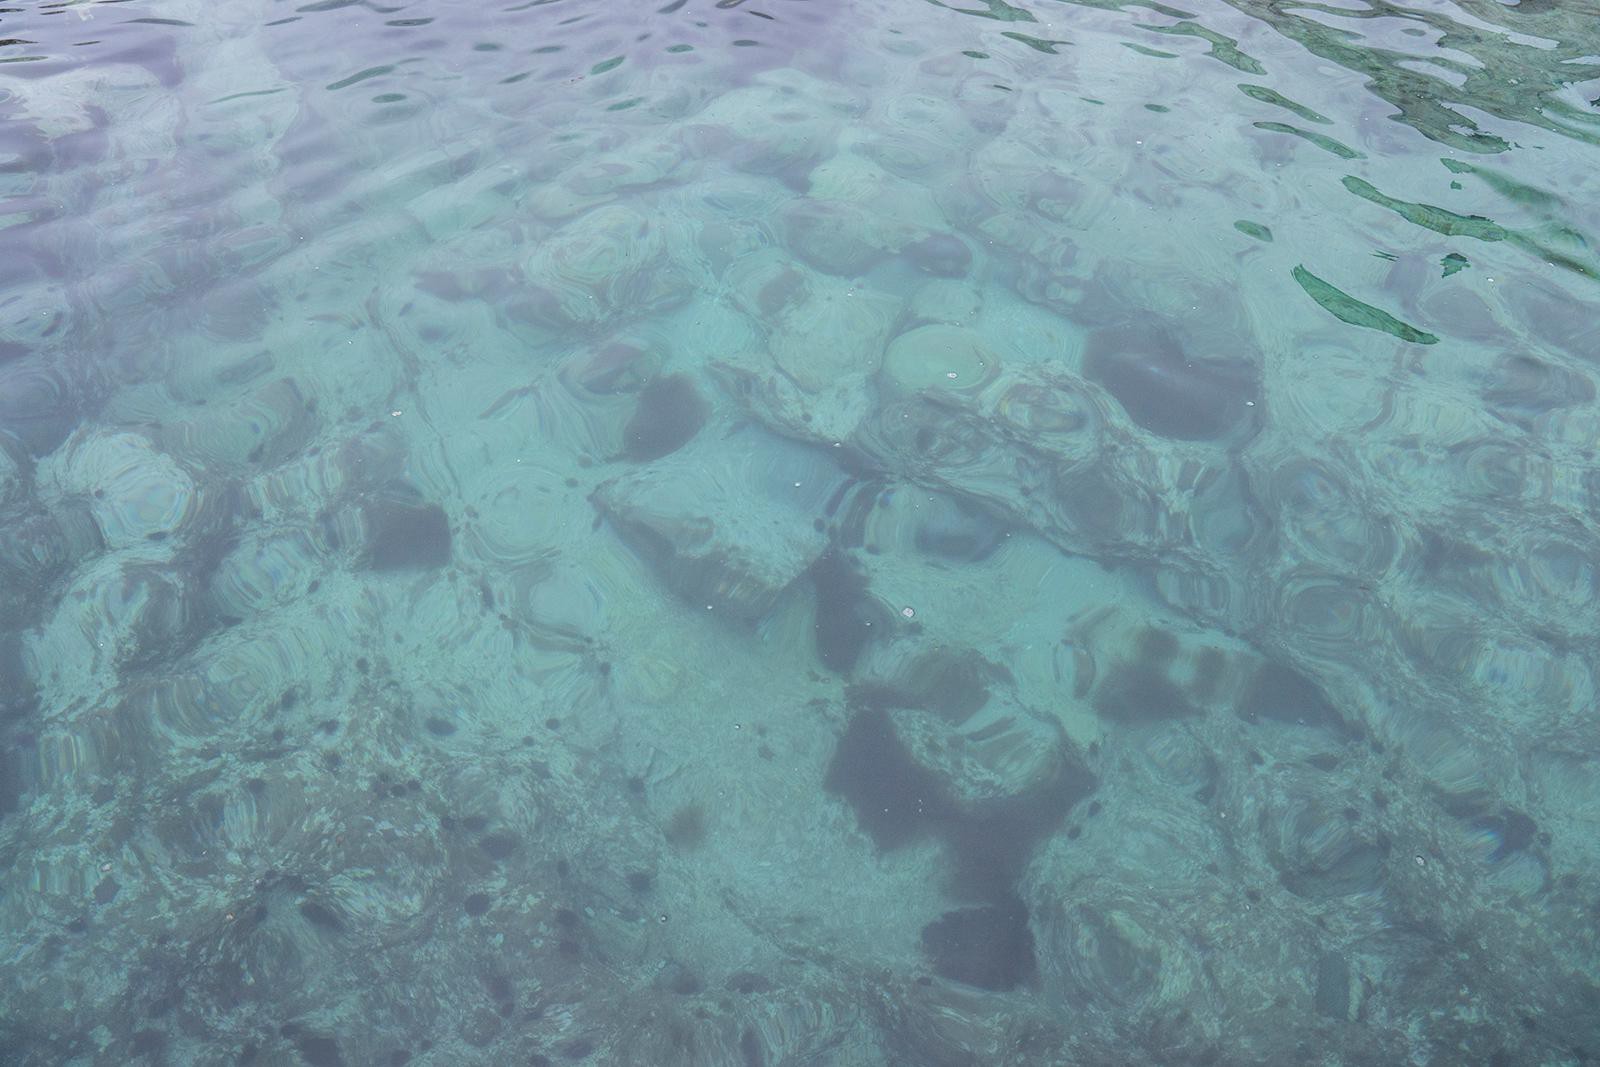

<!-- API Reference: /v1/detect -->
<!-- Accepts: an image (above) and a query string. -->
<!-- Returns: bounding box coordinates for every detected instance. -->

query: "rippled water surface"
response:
[4,0,1600,1062]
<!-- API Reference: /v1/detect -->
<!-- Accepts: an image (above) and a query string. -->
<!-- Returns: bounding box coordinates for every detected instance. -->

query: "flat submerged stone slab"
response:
[592,426,846,620]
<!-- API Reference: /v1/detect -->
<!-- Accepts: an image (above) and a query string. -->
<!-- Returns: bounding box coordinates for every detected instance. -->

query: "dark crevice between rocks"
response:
[808,547,885,675]
[824,687,1097,991]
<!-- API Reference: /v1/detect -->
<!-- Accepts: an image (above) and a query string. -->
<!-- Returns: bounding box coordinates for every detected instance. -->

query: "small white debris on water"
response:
[901,606,915,618]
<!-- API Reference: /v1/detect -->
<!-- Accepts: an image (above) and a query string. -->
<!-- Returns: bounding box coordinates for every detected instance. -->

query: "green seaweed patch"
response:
[590,55,624,75]
[1145,103,1170,112]
[1292,266,1438,344]
[209,88,289,105]
[1442,252,1470,277]
[1253,121,1362,159]
[326,65,394,91]
[1441,157,1560,209]
[1238,83,1331,124]
[1234,220,1272,241]
[1001,31,1068,53]
[1124,43,1179,58]
[1342,176,1508,241]
[1432,161,1597,280]
[962,49,989,58]
[1150,21,1265,75]
[931,0,1037,21]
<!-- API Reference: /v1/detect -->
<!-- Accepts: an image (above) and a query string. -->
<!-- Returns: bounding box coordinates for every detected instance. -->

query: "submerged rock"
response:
[593,427,844,619]
[560,339,660,397]
[827,662,1097,903]
[902,232,973,278]
[50,429,197,549]
[1081,323,1260,442]
[620,374,708,463]
[519,204,690,332]
[780,197,887,276]
[360,484,452,571]
[880,324,1000,400]
[0,359,82,457]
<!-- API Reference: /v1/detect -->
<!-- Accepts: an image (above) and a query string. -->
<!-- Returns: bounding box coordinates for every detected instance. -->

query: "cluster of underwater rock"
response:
[3,0,1600,1063]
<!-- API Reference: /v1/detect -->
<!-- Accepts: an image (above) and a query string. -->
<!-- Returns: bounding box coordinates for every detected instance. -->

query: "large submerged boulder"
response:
[592,427,848,620]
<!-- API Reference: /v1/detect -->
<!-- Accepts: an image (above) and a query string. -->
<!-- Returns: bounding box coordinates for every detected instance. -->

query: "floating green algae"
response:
[1149,21,1266,75]
[1291,265,1439,344]
[1442,252,1469,277]
[1253,121,1362,159]
[1344,174,1597,281]
[1002,31,1068,53]
[1440,157,1561,210]
[1238,83,1332,125]
[1342,176,1508,241]
[932,0,1037,21]
[1234,220,1273,241]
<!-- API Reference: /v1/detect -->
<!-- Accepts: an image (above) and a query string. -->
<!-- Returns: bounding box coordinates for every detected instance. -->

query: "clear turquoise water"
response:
[2,0,1599,1063]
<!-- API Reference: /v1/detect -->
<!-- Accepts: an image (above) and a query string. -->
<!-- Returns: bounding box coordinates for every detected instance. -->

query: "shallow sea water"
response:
[3,0,1600,1063]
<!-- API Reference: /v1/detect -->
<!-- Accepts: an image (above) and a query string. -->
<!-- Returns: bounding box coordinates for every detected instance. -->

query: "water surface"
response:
[3,0,1600,1063]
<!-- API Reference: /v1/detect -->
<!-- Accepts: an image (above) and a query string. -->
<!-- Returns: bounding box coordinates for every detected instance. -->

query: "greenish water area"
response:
[3,0,1600,1061]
